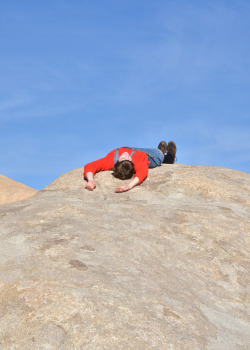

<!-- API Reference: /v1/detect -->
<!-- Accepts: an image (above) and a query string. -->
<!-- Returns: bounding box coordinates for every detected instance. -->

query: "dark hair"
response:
[112,160,135,180]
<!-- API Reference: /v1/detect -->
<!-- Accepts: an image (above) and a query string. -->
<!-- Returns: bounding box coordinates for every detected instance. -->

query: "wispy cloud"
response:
[0,94,31,114]
[0,0,249,189]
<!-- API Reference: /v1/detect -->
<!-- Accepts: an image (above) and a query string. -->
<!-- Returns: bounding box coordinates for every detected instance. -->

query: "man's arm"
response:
[85,172,96,191]
[115,176,139,193]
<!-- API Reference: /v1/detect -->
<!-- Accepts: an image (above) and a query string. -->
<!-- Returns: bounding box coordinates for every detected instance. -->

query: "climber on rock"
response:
[84,141,177,193]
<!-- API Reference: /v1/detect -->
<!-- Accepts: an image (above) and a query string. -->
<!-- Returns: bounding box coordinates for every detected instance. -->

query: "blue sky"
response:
[0,0,249,190]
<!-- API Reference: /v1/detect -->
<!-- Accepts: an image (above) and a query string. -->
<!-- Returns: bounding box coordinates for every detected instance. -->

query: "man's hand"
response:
[115,185,131,193]
[115,176,139,193]
[86,180,96,191]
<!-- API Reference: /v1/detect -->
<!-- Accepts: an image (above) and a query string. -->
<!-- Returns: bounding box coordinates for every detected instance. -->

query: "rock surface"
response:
[0,164,249,350]
[0,174,38,204]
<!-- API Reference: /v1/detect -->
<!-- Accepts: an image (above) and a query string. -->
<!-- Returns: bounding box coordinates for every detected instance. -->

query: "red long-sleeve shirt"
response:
[84,147,149,185]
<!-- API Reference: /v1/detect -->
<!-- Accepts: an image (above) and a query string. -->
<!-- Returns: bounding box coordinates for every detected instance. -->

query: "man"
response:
[84,141,177,193]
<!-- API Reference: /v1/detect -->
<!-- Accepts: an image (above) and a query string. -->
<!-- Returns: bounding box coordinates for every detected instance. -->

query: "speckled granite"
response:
[0,164,249,349]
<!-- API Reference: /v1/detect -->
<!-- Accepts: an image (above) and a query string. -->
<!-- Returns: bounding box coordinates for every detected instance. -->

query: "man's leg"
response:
[125,147,164,168]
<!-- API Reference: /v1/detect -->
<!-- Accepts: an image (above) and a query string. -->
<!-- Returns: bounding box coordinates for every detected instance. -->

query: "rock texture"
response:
[0,164,249,350]
[0,174,38,204]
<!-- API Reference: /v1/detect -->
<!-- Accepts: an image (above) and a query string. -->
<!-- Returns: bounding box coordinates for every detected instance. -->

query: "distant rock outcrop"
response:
[0,174,38,204]
[0,164,249,349]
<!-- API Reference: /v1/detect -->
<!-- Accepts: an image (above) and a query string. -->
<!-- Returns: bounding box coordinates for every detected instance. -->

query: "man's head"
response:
[112,157,135,180]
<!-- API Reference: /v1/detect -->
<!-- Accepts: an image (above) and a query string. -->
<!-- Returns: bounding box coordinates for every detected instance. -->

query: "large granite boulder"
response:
[0,164,249,349]
[0,175,38,204]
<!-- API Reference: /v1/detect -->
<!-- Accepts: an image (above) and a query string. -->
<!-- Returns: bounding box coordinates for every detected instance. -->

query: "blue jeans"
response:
[126,147,164,168]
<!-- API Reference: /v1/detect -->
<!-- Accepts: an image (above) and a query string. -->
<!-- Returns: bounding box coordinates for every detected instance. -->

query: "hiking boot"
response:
[158,141,167,154]
[166,141,177,164]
